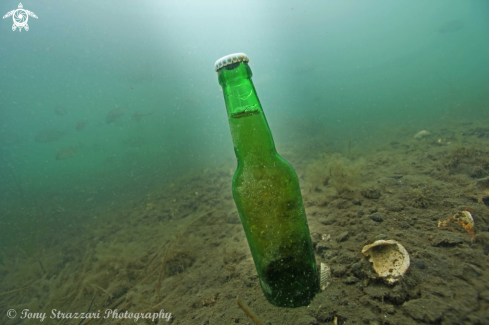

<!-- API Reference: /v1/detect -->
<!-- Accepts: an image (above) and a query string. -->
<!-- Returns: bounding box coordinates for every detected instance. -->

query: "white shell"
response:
[361,240,410,284]
[319,262,331,290]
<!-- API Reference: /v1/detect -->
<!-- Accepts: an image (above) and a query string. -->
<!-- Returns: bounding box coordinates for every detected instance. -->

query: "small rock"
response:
[355,233,366,241]
[344,276,360,284]
[358,210,365,216]
[374,233,387,240]
[244,281,254,287]
[361,187,381,199]
[351,262,362,274]
[371,213,384,222]
[385,200,404,212]
[351,261,367,278]
[353,198,362,205]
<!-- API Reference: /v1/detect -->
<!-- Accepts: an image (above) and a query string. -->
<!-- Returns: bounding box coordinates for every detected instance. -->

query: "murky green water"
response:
[0,0,488,270]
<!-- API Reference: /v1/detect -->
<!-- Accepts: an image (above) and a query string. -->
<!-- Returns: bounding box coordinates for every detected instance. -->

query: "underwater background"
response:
[1,1,489,324]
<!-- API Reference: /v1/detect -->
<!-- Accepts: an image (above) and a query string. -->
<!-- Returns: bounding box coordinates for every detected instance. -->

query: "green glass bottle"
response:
[215,53,319,307]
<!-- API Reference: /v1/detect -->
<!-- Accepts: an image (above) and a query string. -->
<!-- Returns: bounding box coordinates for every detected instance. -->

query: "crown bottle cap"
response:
[214,53,249,71]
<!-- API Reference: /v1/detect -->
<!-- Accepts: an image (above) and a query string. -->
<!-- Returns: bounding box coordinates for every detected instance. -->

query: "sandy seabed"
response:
[1,118,489,325]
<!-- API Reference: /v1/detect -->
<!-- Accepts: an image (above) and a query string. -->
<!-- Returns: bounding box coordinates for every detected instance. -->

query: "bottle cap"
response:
[214,53,249,71]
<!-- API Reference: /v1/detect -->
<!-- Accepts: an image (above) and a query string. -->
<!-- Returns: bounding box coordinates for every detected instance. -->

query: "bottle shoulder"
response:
[233,154,299,185]
[237,153,294,171]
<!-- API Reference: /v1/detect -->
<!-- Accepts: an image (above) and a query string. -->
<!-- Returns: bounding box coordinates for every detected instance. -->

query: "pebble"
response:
[361,187,381,199]
[371,213,384,222]
[344,276,360,284]
[355,233,366,241]
[351,262,363,276]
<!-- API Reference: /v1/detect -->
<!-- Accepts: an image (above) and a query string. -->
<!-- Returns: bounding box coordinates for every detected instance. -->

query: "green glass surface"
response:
[217,61,319,307]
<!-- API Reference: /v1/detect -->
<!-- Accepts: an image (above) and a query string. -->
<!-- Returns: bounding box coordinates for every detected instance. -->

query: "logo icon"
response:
[3,3,38,32]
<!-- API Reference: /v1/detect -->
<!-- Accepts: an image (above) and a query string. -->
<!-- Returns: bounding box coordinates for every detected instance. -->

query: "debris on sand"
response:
[320,262,331,291]
[438,210,475,240]
[361,240,410,284]
[414,130,430,139]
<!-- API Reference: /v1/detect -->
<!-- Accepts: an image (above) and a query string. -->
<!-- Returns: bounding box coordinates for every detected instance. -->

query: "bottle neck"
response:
[218,62,277,164]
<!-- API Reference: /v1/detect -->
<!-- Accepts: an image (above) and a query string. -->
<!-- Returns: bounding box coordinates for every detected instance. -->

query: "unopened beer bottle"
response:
[215,53,319,307]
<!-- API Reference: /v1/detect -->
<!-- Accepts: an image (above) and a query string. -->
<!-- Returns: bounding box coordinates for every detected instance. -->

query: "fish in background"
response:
[54,105,67,116]
[76,120,88,131]
[131,111,154,121]
[35,129,66,143]
[55,145,80,160]
[436,20,464,33]
[106,108,126,124]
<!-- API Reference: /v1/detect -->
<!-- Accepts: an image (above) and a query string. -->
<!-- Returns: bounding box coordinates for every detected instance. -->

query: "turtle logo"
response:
[3,3,38,32]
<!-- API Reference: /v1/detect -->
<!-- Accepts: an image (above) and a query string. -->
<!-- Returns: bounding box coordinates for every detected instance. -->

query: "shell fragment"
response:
[438,210,474,240]
[361,240,410,284]
[319,262,331,291]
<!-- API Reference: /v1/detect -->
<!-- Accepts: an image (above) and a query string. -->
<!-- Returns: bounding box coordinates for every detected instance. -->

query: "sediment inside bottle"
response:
[229,110,318,307]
